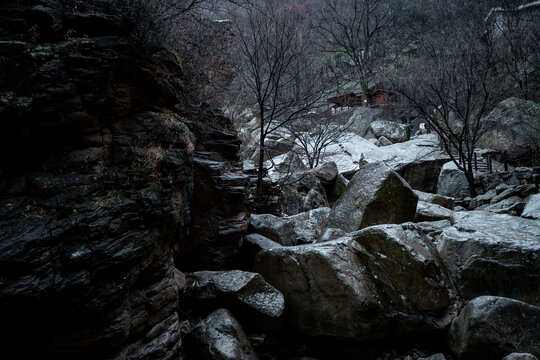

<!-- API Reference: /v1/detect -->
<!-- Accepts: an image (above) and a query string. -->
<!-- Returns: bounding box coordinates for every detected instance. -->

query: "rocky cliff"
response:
[0,1,248,358]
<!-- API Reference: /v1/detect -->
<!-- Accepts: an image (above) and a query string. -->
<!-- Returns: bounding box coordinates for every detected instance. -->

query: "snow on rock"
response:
[317,132,438,175]
[267,134,449,185]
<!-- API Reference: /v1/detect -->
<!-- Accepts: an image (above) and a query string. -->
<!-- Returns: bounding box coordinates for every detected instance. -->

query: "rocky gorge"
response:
[1,1,540,360]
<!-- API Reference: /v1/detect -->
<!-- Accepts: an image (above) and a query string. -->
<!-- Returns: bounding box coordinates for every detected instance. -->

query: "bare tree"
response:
[316,0,402,102]
[231,1,327,193]
[391,23,508,197]
[286,112,351,169]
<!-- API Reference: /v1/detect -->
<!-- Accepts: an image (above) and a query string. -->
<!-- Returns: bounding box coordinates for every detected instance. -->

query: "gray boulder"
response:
[345,106,385,137]
[265,135,295,158]
[237,234,282,269]
[482,196,526,216]
[319,227,348,242]
[414,201,454,222]
[312,162,338,184]
[496,183,511,194]
[254,224,456,340]
[437,162,471,198]
[474,189,498,205]
[250,208,331,245]
[414,220,453,241]
[503,354,539,360]
[185,309,258,360]
[418,354,447,360]
[437,211,540,305]
[478,97,540,163]
[242,233,282,252]
[249,214,298,246]
[275,152,308,174]
[522,193,540,219]
[490,184,536,204]
[449,296,540,360]
[324,162,418,232]
[370,120,410,143]
[184,271,284,321]
[287,207,331,243]
[280,170,329,215]
[415,190,455,210]
[376,136,393,146]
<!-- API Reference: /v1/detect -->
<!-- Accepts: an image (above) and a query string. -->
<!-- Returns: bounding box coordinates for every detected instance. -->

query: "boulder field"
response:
[1,1,539,359]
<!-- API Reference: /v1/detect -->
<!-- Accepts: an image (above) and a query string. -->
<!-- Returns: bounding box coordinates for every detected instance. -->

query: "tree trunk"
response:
[256,123,265,196]
[361,81,369,106]
[464,168,477,198]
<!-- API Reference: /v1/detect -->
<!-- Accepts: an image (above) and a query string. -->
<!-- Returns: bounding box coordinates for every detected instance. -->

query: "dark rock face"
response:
[254,224,457,340]
[1,75,190,360]
[0,1,247,358]
[176,150,249,271]
[449,296,540,360]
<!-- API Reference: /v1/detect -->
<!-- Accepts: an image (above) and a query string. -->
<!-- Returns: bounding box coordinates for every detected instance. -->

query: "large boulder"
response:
[449,296,540,360]
[249,214,298,246]
[280,170,329,215]
[311,162,338,184]
[437,162,472,198]
[249,208,331,245]
[273,152,307,175]
[185,309,258,360]
[490,184,536,204]
[482,196,526,216]
[369,120,410,143]
[437,211,540,305]
[414,201,454,222]
[345,106,385,137]
[287,207,331,243]
[478,97,540,164]
[324,162,418,232]
[522,193,540,219]
[415,190,455,210]
[254,224,456,340]
[415,220,453,241]
[183,271,285,322]
[237,234,282,269]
